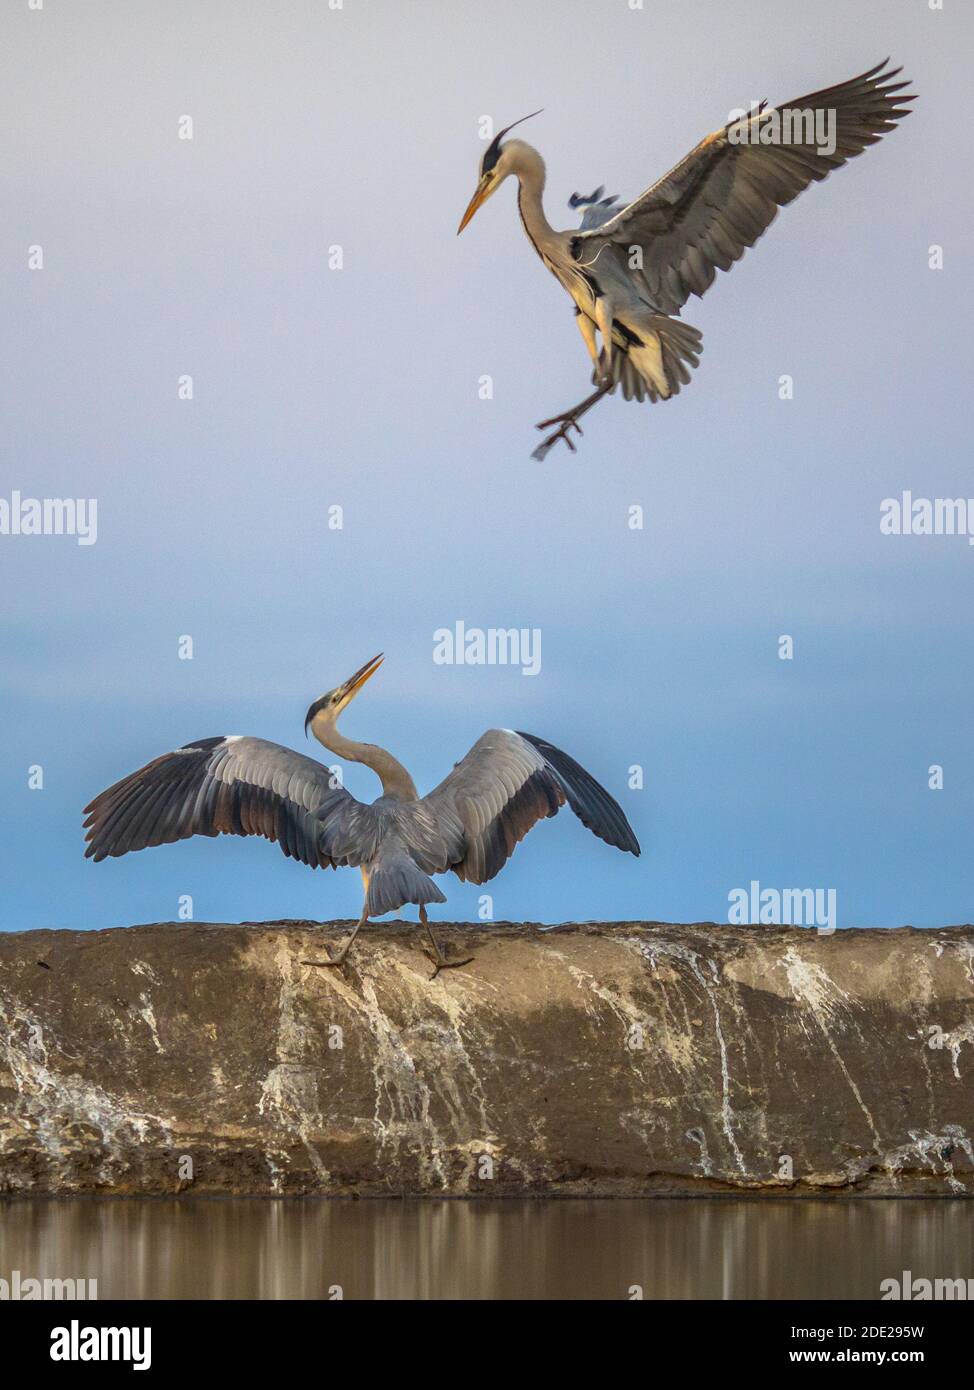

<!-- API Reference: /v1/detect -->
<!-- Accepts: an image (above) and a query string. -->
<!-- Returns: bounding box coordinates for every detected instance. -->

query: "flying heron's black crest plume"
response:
[481,108,543,174]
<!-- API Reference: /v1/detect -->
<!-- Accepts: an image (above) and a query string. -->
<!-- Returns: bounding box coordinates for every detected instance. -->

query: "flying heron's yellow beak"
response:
[340,652,384,704]
[457,177,493,235]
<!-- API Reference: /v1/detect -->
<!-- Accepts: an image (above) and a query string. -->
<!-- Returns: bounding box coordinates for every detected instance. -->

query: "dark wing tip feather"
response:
[82,735,337,871]
[83,737,230,861]
[516,732,640,856]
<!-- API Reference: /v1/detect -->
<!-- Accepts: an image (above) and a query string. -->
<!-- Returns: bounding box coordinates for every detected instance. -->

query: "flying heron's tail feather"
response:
[366,853,446,917]
[649,315,704,401]
[599,315,704,403]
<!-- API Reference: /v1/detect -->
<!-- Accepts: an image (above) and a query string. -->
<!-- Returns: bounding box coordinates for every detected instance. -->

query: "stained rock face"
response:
[0,921,972,1196]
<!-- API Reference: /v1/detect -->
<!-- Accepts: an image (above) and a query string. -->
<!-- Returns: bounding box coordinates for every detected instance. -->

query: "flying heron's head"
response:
[457,110,542,234]
[305,653,384,737]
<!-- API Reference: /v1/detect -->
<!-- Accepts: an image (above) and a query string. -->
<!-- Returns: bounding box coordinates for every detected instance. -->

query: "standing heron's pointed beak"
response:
[305,653,385,737]
[457,178,493,235]
[339,652,384,704]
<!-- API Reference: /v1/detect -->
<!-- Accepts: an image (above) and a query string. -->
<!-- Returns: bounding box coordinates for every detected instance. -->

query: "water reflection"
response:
[1,1198,972,1300]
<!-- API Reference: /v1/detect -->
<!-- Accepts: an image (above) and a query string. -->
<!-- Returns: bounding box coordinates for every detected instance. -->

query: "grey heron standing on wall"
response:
[457,61,914,460]
[83,655,639,978]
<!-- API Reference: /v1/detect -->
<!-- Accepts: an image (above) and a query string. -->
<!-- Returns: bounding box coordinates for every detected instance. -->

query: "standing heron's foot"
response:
[300,915,366,972]
[301,948,349,970]
[419,911,474,979]
[422,947,475,980]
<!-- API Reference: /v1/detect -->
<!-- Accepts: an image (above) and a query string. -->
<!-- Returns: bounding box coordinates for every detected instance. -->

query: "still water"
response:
[1,1198,972,1300]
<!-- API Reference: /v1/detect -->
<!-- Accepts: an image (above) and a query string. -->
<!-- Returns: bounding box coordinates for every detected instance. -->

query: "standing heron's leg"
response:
[419,905,473,980]
[302,907,368,970]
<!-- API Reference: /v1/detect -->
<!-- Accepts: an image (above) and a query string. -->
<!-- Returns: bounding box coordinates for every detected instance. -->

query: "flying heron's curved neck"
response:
[310,712,418,801]
[505,139,556,253]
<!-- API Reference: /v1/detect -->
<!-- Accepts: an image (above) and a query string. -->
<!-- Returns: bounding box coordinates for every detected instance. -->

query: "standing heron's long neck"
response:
[508,141,557,256]
[310,713,418,800]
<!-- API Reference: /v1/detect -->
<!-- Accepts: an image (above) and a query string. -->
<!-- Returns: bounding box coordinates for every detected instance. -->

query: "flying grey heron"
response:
[83,654,639,977]
[457,60,914,460]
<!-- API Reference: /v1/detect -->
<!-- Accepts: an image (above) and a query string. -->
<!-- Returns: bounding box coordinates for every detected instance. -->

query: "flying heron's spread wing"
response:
[573,60,914,315]
[418,729,639,885]
[83,735,366,870]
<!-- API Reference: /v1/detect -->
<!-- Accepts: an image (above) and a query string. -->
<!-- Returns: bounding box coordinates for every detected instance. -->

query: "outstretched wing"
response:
[574,60,914,314]
[83,735,367,870]
[418,729,639,885]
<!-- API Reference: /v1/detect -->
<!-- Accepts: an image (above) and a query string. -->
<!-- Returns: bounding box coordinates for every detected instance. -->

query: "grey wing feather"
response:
[83,735,365,870]
[573,60,914,314]
[416,728,639,885]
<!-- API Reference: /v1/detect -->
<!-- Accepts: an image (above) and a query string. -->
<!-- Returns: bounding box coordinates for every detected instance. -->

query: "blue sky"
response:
[2,0,971,932]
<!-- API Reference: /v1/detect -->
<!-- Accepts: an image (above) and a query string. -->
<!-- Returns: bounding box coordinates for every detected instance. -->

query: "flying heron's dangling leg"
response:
[530,307,613,461]
[531,382,613,462]
[419,905,473,980]
[302,907,368,970]
[575,307,600,374]
[593,294,618,389]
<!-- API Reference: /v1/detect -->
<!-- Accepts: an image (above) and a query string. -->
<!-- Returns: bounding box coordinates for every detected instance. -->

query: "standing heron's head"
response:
[457,110,542,234]
[305,653,384,736]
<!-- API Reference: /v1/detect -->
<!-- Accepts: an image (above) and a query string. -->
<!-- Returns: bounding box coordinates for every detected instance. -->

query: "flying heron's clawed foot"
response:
[535,406,584,432]
[531,412,583,462]
[530,383,613,462]
[422,947,475,980]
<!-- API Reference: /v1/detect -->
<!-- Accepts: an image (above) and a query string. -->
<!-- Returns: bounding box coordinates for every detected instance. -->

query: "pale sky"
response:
[2,0,972,931]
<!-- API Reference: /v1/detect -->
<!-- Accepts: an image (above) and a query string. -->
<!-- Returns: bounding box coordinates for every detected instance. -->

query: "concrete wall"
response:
[1,921,972,1196]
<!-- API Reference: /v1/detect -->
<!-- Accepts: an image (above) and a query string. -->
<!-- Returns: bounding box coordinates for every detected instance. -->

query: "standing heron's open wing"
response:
[83,735,368,870]
[419,729,639,885]
[573,60,915,315]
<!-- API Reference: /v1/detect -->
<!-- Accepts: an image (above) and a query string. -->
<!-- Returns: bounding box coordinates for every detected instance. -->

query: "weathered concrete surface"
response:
[1,921,972,1197]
